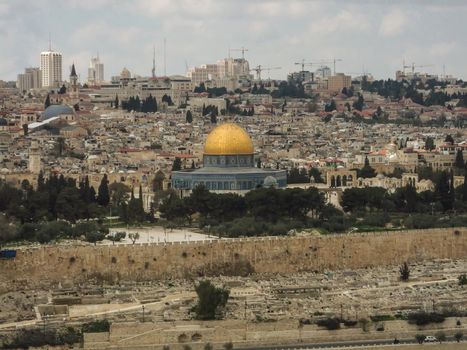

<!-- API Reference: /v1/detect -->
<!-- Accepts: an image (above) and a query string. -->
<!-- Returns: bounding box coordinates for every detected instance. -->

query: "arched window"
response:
[342,175,347,187]
[336,175,342,187]
[331,176,336,188]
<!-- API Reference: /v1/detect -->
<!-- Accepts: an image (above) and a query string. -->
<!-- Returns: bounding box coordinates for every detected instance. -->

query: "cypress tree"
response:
[97,174,110,206]
[455,149,464,169]
[186,110,193,123]
[44,93,51,109]
[115,94,119,109]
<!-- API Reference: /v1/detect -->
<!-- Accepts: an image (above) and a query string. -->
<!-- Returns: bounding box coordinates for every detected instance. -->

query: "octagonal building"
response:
[171,123,286,192]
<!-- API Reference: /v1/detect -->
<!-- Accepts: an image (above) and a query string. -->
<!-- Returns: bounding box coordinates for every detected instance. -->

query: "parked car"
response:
[424,336,437,342]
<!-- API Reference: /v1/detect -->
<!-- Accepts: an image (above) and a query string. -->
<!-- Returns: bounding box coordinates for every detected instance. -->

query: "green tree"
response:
[128,232,140,244]
[359,156,376,178]
[455,149,464,169]
[186,110,193,123]
[97,174,110,206]
[172,157,182,171]
[44,93,51,109]
[309,168,324,183]
[115,94,119,109]
[106,231,126,244]
[109,182,130,207]
[415,334,425,344]
[445,134,454,144]
[85,231,106,245]
[399,262,410,281]
[194,280,230,320]
[425,136,435,150]
[353,93,364,111]
[324,99,336,112]
[454,332,463,342]
[435,331,446,343]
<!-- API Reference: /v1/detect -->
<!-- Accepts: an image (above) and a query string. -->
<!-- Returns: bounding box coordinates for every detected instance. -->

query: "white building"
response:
[40,50,62,88]
[88,56,104,85]
[187,58,252,87]
[17,67,42,92]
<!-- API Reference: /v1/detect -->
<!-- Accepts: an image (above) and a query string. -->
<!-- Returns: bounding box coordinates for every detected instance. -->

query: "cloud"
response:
[308,9,370,36]
[429,42,457,57]
[379,9,409,37]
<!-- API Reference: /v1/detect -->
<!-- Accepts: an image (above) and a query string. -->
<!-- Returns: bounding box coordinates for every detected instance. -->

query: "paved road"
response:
[236,336,464,350]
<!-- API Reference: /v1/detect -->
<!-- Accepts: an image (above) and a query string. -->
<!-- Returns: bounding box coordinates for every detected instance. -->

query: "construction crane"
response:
[403,61,434,74]
[295,58,343,75]
[229,47,249,60]
[317,58,343,75]
[250,65,281,81]
[294,59,314,72]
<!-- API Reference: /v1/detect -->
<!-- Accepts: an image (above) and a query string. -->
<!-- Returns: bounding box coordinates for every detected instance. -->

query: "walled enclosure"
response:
[1,228,466,293]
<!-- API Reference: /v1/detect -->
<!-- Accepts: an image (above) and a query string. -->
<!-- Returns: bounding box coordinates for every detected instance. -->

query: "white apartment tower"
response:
[40,50,63,88]
[87,55,104,85]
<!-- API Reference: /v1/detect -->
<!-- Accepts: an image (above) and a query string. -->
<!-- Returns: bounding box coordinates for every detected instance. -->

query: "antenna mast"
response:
[163,38,167,76]
[152,45,156,78]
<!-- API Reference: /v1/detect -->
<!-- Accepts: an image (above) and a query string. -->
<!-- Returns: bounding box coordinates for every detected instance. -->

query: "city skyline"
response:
[1,0,467,82]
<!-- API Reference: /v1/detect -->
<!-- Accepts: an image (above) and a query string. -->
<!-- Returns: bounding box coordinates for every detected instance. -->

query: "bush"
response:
[3,327,81,349]
[316,318,341,330]
[403,214,436,229]
[407,312,445,326]
[459,274,467,285]
[370,315,395,322]
[415,334,425,344]
[82,319,111,333]
[343,319,358,327]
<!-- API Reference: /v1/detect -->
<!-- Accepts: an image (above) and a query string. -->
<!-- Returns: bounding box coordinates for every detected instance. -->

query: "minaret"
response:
[70,63,79,100]
[29,141,41,174]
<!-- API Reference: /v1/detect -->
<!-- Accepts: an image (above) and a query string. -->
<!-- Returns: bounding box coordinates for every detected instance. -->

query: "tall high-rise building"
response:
[17,67,42,92]
[87,55,104,85]
[40,50,63,88]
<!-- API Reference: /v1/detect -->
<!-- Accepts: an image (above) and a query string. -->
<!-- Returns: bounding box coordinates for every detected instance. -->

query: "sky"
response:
[1,0,467,82]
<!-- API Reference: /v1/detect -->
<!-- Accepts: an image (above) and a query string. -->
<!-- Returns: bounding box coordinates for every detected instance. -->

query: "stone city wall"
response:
[1,228,466,293]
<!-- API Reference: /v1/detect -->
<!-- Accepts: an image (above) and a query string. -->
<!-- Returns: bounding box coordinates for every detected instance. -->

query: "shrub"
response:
[399,262,410,281]
[316,318,341,330]
[415,334,425,344]
[407,312,445,326]
[82,319,111,333]
[223,342,233,350]
[454,332,463,342]
[370,315,395,322]
[459,274,467,285]
[343,319,358,327]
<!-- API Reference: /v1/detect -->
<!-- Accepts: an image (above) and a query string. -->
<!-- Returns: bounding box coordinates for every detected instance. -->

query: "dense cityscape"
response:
[0,1,467,350]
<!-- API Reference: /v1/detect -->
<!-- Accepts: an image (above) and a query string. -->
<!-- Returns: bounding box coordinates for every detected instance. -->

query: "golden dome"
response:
[204,123,254,155]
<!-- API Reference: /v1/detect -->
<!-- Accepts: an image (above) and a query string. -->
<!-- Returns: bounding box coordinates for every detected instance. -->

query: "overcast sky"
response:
[1,0,466,82]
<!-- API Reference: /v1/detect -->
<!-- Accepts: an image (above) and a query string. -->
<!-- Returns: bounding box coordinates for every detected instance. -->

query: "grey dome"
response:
[263,176,278,188]
[41,105,74,121]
